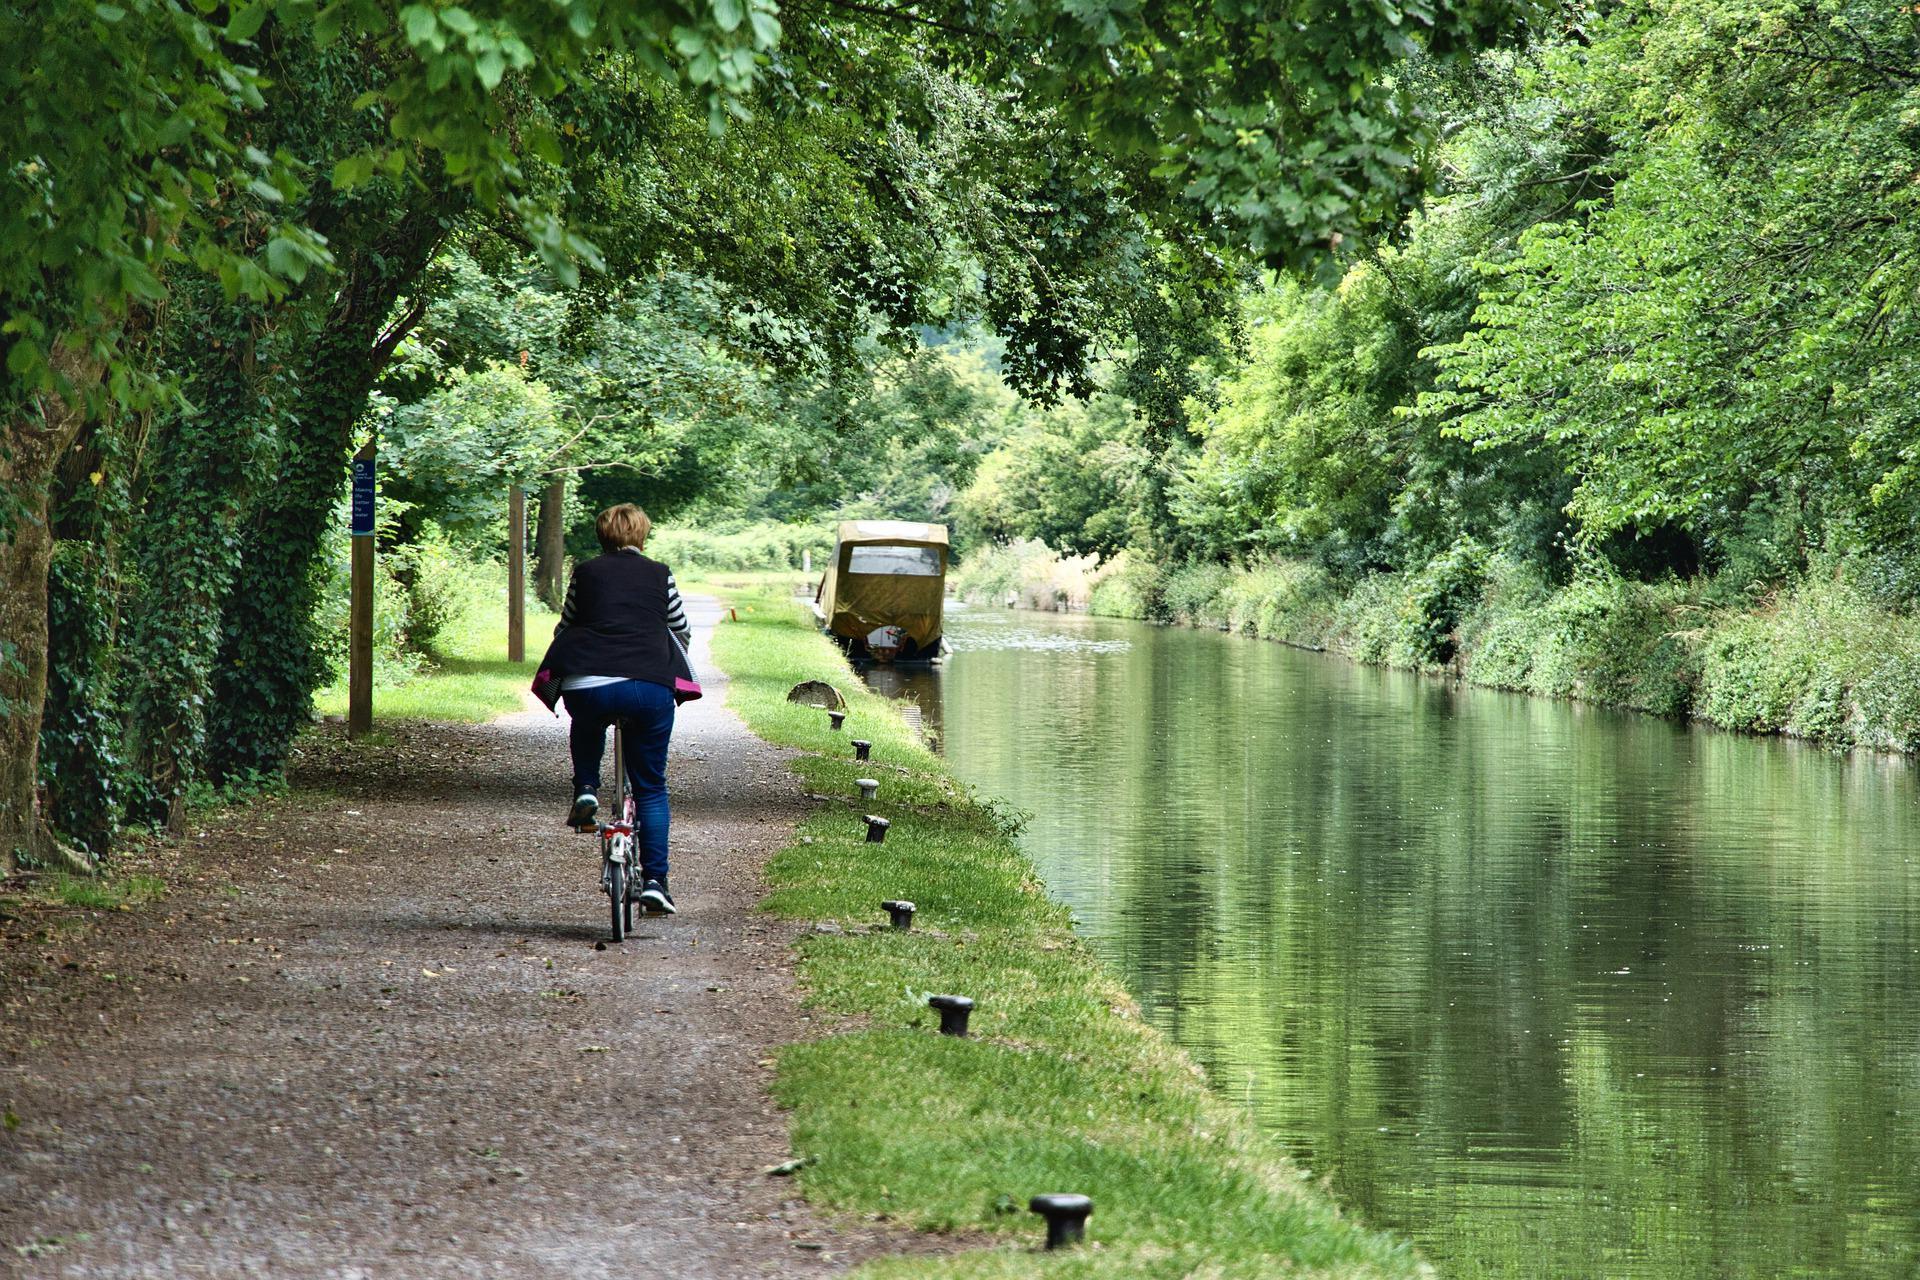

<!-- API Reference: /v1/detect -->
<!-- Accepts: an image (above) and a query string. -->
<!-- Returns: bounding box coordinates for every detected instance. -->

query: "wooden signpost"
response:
[348,441,376,739]
[507,484,526,663]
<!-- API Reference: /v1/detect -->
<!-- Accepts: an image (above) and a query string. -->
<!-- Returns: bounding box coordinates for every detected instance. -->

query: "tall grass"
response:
[1003,543,1920,753]
[950,539,1122,612]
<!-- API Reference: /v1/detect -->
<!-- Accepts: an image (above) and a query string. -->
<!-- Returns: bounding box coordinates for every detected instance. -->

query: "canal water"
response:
[869,605,1920,1279]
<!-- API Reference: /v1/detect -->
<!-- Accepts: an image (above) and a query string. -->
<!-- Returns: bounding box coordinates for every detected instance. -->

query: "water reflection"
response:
[897,607,1920,1279]
[858,662,942,743]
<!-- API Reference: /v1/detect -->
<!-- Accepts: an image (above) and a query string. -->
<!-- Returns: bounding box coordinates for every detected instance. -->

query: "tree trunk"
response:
[121,296,278,821]
[0,351,101,874]
[206,194,457,784]
[40,426,134,856]
[534,477,567,610]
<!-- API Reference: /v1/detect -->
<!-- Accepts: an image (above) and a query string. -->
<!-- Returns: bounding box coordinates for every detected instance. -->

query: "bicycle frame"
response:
[595,720,641,940]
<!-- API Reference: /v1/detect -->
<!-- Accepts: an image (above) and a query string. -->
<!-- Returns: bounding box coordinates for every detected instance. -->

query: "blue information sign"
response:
[350,456,376,536]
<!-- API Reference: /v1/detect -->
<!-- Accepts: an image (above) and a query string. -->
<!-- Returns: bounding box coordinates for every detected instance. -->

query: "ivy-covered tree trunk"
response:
[207,200,454,784]
[534,477,567,609]
[120,301,283,828]
[0,350,101,874]
[38,426,135,859]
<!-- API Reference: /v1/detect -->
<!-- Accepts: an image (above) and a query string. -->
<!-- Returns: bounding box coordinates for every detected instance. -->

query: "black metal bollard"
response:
[852,738,871,761]
[856,777,880,801]
[828,709,847,731]
[1028,1194,1092,1249]
[881,899,915,930]
[864,814,891,843]
[927,994,973,1036]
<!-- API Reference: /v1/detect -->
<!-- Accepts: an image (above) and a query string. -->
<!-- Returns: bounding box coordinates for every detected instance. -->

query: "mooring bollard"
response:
[828,709,847,731]
[927,993,973,1036]
[852,738,871,761]
[1029,1194,1092,1249]
[864,814,891,843]
[856,777,880,801]
[881,899,915,930]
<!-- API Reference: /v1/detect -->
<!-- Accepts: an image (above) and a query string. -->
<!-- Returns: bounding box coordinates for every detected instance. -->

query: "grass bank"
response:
[306,567,808,726]
[312,597,557,723]
[707,590,1418,1278]
[955,541,1920,754]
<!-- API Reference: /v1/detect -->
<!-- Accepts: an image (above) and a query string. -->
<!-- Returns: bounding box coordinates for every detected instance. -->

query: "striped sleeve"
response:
[665,572,692,644]
[553,568,578,637]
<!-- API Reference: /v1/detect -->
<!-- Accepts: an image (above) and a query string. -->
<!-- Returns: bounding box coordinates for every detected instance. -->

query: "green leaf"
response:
[476,49,506,89]
[265,235,309,283]
[748,8,780,46]
[401,5,436,45]
[526,125,564,166]
[332,153,376,189]
[6,338,50,384]
[439,6,478,34]
[226,1,268,41]
[314,1,346,43]
[93,3,125,20]
[713,0,744,33]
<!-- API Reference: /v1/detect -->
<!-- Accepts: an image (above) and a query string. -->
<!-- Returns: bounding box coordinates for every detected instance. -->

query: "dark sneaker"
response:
[567,793,598,829]
[638,879,676,915]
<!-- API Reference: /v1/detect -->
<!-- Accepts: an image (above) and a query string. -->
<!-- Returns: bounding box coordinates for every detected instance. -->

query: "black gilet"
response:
[538,552,678,689]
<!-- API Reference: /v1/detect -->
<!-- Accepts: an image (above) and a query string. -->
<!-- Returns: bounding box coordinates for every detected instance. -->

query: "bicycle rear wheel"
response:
[607,858,626,943]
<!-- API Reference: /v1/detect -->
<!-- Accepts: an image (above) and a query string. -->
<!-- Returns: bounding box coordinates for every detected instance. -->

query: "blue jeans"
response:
[563,679,675,883]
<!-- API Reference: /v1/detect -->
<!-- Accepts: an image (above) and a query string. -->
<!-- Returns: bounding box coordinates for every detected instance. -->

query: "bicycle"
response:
[595,720,639,942]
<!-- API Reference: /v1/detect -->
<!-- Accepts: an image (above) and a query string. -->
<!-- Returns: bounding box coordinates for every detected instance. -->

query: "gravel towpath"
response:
[0,598,912,1278]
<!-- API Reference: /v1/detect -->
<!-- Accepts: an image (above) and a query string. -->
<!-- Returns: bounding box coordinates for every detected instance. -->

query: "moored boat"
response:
[812,520,948,663]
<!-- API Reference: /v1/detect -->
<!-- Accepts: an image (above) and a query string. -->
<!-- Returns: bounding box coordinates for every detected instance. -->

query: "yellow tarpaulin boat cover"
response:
[819,520,948,652]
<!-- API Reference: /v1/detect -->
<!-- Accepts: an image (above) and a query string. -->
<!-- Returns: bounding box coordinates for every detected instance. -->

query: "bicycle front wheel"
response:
[607,859,627,943]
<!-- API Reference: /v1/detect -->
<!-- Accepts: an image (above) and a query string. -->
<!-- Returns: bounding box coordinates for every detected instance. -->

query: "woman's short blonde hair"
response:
[595,503,652,553]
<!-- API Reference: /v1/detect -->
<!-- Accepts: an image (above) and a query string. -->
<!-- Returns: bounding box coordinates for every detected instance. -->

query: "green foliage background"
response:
[944,0,1920,754]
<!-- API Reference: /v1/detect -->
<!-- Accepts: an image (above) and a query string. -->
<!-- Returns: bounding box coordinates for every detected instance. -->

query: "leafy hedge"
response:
[647,521,830,574]
[1050,546,1920,753]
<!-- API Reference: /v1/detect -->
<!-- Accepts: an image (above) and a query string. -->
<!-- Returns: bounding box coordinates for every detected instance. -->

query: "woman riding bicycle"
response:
[537,503,692,915]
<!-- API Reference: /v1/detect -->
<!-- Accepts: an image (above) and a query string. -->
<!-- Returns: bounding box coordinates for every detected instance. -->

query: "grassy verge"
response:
[708,588,1418,1278]
[312,598,558,723]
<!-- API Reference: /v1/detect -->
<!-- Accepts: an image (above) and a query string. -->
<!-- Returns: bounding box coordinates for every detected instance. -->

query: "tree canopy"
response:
[4,0,1535,867]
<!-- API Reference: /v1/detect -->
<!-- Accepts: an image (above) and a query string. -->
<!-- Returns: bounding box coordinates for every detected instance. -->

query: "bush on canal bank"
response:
[956,545,1920,754]
[707,592,1423,1278]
